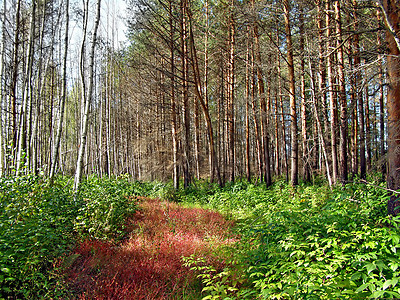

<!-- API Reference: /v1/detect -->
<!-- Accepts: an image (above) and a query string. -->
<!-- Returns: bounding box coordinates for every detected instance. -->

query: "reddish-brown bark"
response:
[383,0,400,215]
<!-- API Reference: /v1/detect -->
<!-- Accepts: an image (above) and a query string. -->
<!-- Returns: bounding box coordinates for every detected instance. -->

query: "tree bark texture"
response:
[74,0,102,193]
[284,0,298,186]
[383,0,400,215]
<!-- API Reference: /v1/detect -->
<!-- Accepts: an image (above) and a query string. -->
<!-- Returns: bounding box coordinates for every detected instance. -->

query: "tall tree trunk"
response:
[252,9,271,186]
[358,84,366,179]
[250,46,263,182]
[274,90,281,177]
[188,4,221,186]
[334,0,348,184]
[10,0,21,154]
[381,0,400,215]
[245,30,251,182]
[170,2,179,190]
[0,0,6,176]
[350,0,365,179]
[194,97,201,179]
[326,0,338,184]
[299,9,310,182]
[74,0,102,193]
[16,0,37,174]
[365,89,372,171]
[308,53,332,187]
[227,2,235,182]
[377,9,386,178]
[251,74,263,182]
[275,30,288,181]
[50,0,69,183]
[283,0,298,186]
[181,0,191,187]
[316,0,329,136]
[31,0,47,175]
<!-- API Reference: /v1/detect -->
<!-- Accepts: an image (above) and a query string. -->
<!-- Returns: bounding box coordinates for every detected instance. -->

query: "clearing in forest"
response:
[62,197,236,299]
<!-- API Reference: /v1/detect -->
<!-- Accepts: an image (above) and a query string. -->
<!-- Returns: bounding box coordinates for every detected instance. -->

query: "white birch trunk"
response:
[16,0,36,174]
[74,0,102,193]
[49,0,69,183]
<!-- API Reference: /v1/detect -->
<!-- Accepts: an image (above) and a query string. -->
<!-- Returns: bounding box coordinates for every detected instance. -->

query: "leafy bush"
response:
[177,179,399,299]
[182,253,256,300]
[0,174,139,298]
[74,176,138,240]
[240,182,400,299]
[0,174,77,298]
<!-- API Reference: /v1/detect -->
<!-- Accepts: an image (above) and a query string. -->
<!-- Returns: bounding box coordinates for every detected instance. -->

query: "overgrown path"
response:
[63,197,236,299]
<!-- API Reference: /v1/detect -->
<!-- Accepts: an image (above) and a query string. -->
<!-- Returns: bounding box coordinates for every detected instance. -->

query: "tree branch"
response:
[375,0,400,52]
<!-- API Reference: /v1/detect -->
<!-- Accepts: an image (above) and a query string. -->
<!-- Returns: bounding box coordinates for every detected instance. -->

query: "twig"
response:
[358,179,400,195]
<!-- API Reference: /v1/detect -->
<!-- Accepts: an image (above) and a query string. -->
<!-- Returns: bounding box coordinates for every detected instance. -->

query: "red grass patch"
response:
[63,198,236,299]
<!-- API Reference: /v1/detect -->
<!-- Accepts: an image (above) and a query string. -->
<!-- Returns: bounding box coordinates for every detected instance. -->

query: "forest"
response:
[1,0,400,298]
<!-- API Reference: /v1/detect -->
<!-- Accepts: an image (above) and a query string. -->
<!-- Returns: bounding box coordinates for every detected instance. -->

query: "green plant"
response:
[176,179,400,299]
[0,174,140,298]
[74,176,138,240]
[240,182,400,299]
[183,254,244,300]
[0,174,76,298]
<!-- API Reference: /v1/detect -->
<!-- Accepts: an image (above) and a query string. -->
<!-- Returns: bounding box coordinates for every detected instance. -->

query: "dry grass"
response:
[63,197,236,299]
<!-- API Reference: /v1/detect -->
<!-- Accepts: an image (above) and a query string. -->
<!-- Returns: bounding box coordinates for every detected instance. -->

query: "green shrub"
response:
[177,179,398,299]
[241,182,399,299]
[74,176,138,240]
[0,174,77,298]
[182,254,246,300]
[0,174,140,298]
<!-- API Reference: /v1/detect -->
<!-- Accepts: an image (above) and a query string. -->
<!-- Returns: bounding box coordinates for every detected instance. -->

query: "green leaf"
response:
[5,277,15,282]
[386,291,400,297]
[392,277,399,287]
[383,280,392,290]
[371,290,385,298]
[351,272,361,281]
[368,283,376,293]
[202,286,214,292]
[376,260,386,272]
[365,263,376,274]
[390,262,399,272]
[391,234,400,245]
[355,283,370,293]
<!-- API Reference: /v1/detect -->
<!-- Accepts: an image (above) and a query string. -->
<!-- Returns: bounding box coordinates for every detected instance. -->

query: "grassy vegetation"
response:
[1,174,398,299]
[63,197,236,299]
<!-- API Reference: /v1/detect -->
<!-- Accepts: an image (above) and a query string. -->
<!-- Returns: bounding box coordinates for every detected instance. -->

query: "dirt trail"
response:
[64,197,236,299]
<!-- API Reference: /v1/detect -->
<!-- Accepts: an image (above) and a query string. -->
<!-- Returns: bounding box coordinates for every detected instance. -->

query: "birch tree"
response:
[74,0,102,192]
[49,0,69,183]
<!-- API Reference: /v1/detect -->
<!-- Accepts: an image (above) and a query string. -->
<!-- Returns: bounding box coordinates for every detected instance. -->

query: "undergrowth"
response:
[2,173,398,299]
[0,174,139,299]
[168,177,400,299]
[63,197,236,299]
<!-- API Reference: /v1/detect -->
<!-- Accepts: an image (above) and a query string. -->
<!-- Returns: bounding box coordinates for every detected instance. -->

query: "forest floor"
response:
[62,197,237,299]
